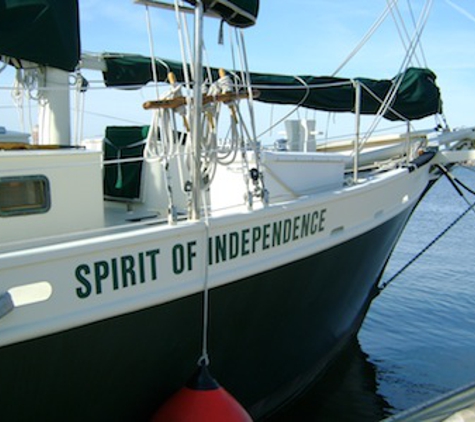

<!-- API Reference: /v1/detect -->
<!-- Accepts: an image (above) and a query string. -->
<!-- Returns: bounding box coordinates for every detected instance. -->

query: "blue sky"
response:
[4,1,475,142]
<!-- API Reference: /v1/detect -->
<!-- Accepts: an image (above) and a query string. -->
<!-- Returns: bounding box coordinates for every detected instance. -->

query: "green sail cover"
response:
[0,0,80,71]
[103,54,191,88]
[251,67,442,121]
[184,0,259,28]
[103,54,442,121]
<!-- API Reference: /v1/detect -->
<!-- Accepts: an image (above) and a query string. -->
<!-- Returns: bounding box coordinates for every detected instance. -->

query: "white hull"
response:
[0,157,430,348]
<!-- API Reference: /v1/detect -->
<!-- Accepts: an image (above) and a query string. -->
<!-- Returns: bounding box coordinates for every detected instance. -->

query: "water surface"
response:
[269,165,475,421]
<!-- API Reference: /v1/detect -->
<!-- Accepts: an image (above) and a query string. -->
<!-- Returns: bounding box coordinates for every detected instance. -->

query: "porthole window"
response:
[0,175,51,217]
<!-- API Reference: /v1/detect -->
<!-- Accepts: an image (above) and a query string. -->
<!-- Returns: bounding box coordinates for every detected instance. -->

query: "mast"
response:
[38,67,71,146]
[0,0,79,146]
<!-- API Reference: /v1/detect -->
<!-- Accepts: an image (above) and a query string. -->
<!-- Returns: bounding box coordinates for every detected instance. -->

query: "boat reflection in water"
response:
[266,339,390,422]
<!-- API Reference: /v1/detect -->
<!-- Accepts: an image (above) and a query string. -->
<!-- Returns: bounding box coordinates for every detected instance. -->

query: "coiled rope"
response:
[379,165,475,292]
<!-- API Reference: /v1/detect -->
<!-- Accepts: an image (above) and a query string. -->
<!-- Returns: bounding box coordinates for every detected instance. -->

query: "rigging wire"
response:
[388,0,422,68]
[395,1,431,88]
[144,5,160,99]
[174,0,194,88]
[379,165,475,293]
[387,0,429,69]
[445,0,475,25]
[405,0,428,67]
[332,0,398,77]
[356,0,433,152]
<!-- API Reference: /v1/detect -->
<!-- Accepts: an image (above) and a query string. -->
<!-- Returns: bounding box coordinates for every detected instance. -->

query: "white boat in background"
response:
[383,380,475,422]
[1,1,475,421]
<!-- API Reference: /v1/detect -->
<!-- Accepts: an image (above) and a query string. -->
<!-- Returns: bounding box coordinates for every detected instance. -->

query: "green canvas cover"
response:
[103,54,190,88]
[251,67,442,121]
[103,54,442,121]
[103,126,149,201]
[0,0,80,71]
[184,0,259,28]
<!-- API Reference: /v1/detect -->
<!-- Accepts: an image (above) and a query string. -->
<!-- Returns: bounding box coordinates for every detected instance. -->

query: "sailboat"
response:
[1,1,475,421]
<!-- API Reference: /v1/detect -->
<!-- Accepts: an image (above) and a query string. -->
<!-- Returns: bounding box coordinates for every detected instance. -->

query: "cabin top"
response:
[0,148,104,244]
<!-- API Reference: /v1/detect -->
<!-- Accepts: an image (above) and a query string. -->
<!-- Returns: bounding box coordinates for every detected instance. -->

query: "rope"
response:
[198,185,211,367]
[458,168,475,194]
[379,166,475,292]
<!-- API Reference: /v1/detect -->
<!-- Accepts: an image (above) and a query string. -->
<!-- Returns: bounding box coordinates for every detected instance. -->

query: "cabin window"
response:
[0,176,51,217]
